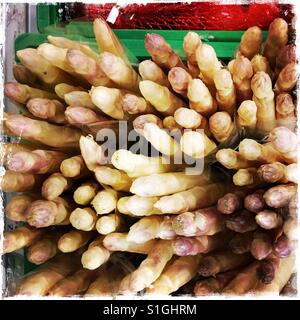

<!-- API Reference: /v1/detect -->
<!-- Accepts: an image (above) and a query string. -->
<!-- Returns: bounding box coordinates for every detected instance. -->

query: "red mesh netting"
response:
[82,2,294,30]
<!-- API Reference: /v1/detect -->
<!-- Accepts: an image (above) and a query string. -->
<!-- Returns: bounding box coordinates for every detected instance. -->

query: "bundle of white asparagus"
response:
[1,16,297,297]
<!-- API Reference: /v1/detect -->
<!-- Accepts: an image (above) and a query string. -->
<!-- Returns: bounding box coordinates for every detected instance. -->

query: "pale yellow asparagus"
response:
[41,173,72,201]
[214,68,236,115]
[121,93,155,114]
[232,168,258,186]
[60,155,89,178]
[64,91,96,110]
[70,207,98,231]
[90,86,124,119]
[116,197,134,216]
[183,31,201,77]
[145,33,186,70]
[26,98,66,124]
[209,111,235,143]
[7,149,68,174]
[65,106,110,127]
[187,78,217,116]
[66,49,113,87]
[269,127,298,158]
[48,35,98,59]
[37,43,75,74]
[130,171,211,197]
[284,163,298,184]
[123,195,162,216]
[55,83,85,100]
[146,255,201,295]
[168,67,192,97]
[139,80,184,115]
[98,51,140,92]
[174,107,202,129]
[4,82,58,104]
[58,230,94,253]
[94,166,132,192]
[118,240,174,294]
[238,139,286,163]
[26,197,72,228]
[93,18,129,64]
[15,254,81,296]
[196,43,222,85]
[127,216,176,243]
[138,60,170,88]
[79,135,107,172]
[4,113,81,148]
[251,54,274,80]
[16,48,74,87]
[0,171,43,192]
[237,26,262,59]
[91,188,118,215]
[111,149,173,178]
[237,100,257,130]
[96,213,123,235]
[103,233,156,254]
[251,71,276,133]
[143,122,181,157]
[132,114,180,157]
[73,182,99,205]
[216,149,257,170]
[154,183,226,214]
[3,226,44,254]
[81,236,111,270]
[180,130,217,158]
[5,194,36,222]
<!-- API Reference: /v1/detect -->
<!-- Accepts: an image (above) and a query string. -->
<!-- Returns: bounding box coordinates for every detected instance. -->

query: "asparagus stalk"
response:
[4,114,81,148]
[26,197,72,228]
[3,226,44,254]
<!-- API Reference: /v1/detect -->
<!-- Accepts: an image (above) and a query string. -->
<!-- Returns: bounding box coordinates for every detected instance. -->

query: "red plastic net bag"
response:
[83,2,293,30]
